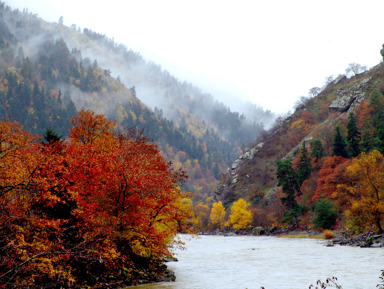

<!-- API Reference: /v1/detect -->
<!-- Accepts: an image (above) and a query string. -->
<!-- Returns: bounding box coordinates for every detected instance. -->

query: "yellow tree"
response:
[176,197,197,232]
[194,201,210,230]
[209,201,226,230]
[228,198,253,230]
[335,150,384,233]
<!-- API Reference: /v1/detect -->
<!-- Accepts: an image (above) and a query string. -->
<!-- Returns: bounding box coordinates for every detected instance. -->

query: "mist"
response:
[65,28,276,132]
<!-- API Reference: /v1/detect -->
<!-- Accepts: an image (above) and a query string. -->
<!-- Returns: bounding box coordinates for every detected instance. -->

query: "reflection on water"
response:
[130,234,384,289]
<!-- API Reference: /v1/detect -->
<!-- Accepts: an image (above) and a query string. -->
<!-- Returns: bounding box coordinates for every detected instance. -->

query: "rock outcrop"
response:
[329,77,371,112]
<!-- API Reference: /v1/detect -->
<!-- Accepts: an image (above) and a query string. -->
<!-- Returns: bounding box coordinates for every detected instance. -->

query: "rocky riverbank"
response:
[269,229,384,248]
[206,228,384,248]
[327,231,384,248]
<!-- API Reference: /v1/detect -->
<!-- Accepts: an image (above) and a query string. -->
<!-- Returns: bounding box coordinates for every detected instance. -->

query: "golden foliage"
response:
[228,198,253,230]
[335,150,384,233]
[323,229,336,239]
[209,201,226,230]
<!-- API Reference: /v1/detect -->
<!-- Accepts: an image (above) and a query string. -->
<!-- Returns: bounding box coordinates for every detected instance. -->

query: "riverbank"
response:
[327,231,384,247]
[272,230,384,247]
[205,228,384,248]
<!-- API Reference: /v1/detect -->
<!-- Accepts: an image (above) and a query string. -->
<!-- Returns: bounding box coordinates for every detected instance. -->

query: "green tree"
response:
[310,138,325,170]
[313,199,338,230]
[333,126,349,158]
[360,115,375,153]
[297,143,311,185]
[43,128,63,144]
[346,112,361,157]
[369,90,384,152]
[276,159,303,225]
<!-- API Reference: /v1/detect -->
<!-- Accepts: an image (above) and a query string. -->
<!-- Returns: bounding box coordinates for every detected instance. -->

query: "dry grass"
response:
[278,234,322,239]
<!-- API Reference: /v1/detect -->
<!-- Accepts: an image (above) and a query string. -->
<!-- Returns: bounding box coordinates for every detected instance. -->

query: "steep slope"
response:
[215,62,384,230]
[0,3,275,196]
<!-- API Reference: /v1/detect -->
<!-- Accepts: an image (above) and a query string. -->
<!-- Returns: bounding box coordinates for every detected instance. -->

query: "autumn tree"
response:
[313,156,349,201]
[0,121,84,287]
[228,198,253,230]
[335,150,384,233]
[209,201,226,230]
[0,111,195,288]
[194,201,210,230]
[69,108,116,146]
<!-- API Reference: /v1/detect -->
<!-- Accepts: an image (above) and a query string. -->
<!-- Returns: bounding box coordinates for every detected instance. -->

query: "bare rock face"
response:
[215,142,265,204]
[329,77,370,113]
[329,92,356,112]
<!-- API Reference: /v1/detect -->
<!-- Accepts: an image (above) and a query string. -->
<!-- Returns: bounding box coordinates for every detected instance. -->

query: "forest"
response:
[1,1,384,288]
[0,3,273,287]
[210,67,384,236]
[0,2,276,199]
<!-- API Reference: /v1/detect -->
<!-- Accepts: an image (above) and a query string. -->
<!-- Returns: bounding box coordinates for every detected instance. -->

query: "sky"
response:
[6,0,384,114]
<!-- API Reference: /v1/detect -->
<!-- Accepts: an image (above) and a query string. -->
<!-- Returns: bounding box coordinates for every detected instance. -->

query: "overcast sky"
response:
[6,0,384,114]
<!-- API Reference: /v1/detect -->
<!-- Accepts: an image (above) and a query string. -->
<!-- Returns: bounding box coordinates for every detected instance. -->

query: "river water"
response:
[133,234,384,289]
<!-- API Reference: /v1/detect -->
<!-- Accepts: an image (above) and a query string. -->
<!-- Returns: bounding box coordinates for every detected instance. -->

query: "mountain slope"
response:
[214,61,384,231]
[0,3,275,197]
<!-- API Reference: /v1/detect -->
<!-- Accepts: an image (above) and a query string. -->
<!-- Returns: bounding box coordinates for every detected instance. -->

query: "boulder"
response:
[329,77,370,113]
[329,91,357,112]
[332,75,347,85]
[160,269,176,282]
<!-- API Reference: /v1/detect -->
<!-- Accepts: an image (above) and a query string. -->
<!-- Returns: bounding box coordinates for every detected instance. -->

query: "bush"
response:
[313,199,338,230]
[323,229,336,239]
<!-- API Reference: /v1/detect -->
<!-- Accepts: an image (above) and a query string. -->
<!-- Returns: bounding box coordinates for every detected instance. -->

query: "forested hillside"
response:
[209,63,384,235]
[0,3,275,197]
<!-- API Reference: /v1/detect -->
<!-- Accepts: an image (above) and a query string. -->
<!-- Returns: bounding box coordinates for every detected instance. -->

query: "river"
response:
[132,234,384,289]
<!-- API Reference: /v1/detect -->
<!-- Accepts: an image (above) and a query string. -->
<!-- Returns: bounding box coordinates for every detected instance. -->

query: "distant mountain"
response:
[0,2,275,197]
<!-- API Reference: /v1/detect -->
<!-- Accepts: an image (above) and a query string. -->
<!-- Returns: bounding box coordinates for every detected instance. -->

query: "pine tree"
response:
[310,138,325,170]
[369,90,384,152]
[346,112,361,157]
[43,128,63,144]
[276,159,303,225]
[333,126,349,158]
[297,143,311,185]
[360,115,375,153]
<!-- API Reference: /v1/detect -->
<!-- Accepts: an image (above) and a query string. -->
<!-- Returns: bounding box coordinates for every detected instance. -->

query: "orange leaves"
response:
[313,156,349,201]
[69,109,116,146]
[335,150,384,233]
[1,111,191,287]
[313,151,384,233]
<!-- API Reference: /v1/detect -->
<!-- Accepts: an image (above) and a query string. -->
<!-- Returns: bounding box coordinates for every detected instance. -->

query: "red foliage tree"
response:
[313,156,350,201]
[0,110,194,288]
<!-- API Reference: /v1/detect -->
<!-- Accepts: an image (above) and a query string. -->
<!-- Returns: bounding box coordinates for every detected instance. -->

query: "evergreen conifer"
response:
[346,112,361,157]
[297,143,311,185]
[333,126,349,158]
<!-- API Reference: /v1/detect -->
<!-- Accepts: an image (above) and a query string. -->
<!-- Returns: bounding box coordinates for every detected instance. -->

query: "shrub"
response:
[323,229,336,239]
[313,198,338,230]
